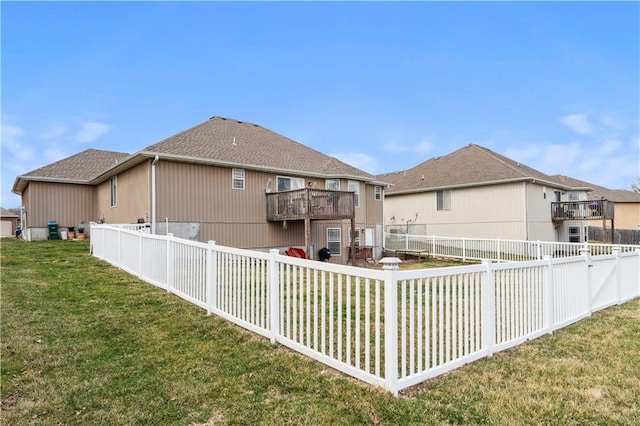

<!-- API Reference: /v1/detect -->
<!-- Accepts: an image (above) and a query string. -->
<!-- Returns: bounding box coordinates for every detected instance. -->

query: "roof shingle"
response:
[379,144,563,194]
[141,116,373,179]
[22,149,130,182]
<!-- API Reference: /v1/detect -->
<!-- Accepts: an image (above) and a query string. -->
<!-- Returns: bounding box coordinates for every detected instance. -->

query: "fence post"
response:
[579,248,592,316]
[497,239,501,262]
[481,260,495,357]
[637,249,640,298]
[269,249,280,344]
[536,241,541,260]
[431,236,436,258]
[206,241,216,315]
[381,257,401,396]
[117,226,122,268]
[166,233,174,294]
[138,232,143,279]
[404,233,409,251]
[543,255,554,334]
[462,238,466,262]
[613,247,621,304]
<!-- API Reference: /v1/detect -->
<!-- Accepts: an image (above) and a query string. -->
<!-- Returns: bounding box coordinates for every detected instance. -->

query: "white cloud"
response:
[1,124,26,155]
[75,121,112,143]
[331,152,380,174]
[41,124,67,141]
[383,137,434,154]
[383,139,410,153]
[559,113,593,135]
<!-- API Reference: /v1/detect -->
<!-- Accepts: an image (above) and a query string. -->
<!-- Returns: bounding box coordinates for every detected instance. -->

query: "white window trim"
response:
[232,168,245,190]
[327,227,342,256]
[374,185,382,201]
[277,175,305,192]
[436,189,451,211]
[348,180,360,208]
[325,179,340,191]
[110,176,117,208]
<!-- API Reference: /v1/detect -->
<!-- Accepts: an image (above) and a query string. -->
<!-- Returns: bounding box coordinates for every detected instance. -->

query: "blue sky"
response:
[2,1,639,207]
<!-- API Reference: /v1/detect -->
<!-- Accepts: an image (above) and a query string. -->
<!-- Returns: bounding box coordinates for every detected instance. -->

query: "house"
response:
[1,208,20,237]
[13,116,386,263]
[551,175,640,243]
[11,149,130,241]
[378,144,595,243]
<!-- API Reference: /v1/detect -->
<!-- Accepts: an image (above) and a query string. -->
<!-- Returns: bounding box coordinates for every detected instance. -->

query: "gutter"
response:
[151,155,160,234]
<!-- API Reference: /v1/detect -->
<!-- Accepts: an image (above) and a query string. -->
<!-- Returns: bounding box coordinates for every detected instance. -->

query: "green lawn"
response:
[1,238,639,425]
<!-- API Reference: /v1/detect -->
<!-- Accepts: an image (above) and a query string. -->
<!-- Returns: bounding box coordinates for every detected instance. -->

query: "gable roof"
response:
[12,149,130,194]
[1,208,19,218]
[551,175,640,203]
[139,116,374,180]
[378,144,572,195]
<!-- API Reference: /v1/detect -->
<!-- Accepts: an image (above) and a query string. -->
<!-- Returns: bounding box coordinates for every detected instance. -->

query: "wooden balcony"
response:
[551,199,614,221]
[266,188,355,222]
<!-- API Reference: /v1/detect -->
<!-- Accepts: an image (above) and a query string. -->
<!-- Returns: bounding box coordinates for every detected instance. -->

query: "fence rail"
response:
[384,232,639,262]
[91,224,640,396]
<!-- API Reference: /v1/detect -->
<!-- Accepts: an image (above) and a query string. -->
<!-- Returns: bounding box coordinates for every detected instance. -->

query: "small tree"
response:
[632,178,640,193]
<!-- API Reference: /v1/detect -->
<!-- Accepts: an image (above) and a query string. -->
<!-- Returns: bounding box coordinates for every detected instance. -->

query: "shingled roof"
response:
[379,144,572,195]
[13,149,130,193]
[551,175,640,203]
[140,116,374,180]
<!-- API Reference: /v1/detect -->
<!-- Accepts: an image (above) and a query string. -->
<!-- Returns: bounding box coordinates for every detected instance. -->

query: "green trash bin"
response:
[47,221,59,240]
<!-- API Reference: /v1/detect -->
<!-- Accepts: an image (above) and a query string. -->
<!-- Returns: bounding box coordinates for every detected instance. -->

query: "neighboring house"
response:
[1,208,20,237]
[551,175,640,242]
[378,144,594,243]
[13,116,385,263]
[551,175,640,230]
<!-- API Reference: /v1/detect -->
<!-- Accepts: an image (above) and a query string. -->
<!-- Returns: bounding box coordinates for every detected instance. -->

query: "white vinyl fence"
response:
[385,232,639,262]
[91,224,640,396]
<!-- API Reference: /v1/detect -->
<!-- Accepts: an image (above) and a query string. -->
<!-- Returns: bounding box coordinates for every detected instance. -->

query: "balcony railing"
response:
[551,199,614,221]
[266,188,355,221]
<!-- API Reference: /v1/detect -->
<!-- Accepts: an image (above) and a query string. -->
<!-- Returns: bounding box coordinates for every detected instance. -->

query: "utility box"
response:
[47,221,59,240]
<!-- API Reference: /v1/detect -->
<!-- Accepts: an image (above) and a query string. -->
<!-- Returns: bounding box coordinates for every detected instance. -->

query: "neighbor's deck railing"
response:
[91,223,640,396]
[551,199,614,221]
[384,233,639,262]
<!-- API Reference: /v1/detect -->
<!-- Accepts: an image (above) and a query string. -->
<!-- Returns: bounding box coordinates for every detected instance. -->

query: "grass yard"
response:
[1,238,639,425]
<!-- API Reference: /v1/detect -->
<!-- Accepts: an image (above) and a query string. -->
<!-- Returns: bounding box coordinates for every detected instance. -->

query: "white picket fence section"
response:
[91,224,640,396]
[384,232,639,262]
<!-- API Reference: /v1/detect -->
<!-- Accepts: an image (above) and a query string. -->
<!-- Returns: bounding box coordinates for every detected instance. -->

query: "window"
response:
[568,191,579,201]
[568,226,581,243]
[374,185,382,201]
[325,179,340,190]
[277,176,304,191]
[349,227,362,247]
[110,176,117,207]
[232,168,245,190]
[436,190,451,211]
[348,180,360,207]
[327,228,341,256]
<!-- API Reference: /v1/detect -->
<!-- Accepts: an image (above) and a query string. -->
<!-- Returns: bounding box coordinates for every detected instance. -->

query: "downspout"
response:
[151,155,160,234]
[523,181,529,240]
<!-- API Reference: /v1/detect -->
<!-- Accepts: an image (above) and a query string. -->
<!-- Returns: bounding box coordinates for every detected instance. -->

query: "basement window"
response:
[327,228,341,256]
